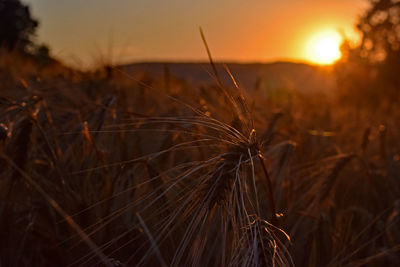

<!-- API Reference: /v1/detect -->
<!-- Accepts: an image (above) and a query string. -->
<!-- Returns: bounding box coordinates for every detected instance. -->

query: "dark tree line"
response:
[338,0,400,105]
[0,0,38,51]
[357,0,400,62]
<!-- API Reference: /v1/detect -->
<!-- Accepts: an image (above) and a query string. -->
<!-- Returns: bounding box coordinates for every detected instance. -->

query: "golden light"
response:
[305,30,343,65]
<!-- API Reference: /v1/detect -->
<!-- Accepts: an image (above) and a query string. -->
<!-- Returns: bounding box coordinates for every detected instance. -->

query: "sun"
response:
[305,30,343,65]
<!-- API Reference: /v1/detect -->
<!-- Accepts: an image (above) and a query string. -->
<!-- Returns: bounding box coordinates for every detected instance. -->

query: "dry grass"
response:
[0,50,400,267]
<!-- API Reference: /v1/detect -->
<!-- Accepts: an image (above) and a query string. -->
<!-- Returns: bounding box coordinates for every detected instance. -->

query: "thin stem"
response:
[258,155,278,226]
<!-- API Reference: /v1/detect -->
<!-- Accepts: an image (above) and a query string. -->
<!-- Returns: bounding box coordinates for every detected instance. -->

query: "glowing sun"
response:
[305,30,343,65]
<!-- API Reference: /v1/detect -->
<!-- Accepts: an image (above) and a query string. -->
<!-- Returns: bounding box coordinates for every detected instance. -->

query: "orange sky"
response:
[26,0,369,67]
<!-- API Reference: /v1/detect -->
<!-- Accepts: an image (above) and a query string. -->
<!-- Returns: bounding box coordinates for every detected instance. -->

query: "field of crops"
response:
[0,49,399,266]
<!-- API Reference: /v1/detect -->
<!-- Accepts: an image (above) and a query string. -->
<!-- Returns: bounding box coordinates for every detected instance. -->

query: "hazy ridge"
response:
[121,61,336,94]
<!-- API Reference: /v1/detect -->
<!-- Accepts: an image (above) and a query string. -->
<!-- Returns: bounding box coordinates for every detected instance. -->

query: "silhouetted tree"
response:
[357,0,400,62]
[0,0,38,51]
[337,0,400,106]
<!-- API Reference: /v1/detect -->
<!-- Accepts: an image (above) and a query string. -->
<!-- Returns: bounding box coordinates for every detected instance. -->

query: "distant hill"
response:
[120,61,336,95]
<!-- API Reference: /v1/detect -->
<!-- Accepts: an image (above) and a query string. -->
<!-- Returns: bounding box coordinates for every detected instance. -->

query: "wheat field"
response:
[0,47,400,267]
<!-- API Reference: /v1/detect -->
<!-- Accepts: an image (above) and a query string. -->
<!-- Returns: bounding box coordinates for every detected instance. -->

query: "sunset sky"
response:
[25,0,368,67]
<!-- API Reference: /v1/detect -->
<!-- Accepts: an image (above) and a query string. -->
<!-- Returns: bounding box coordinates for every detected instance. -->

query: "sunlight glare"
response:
[306,30,343,65]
